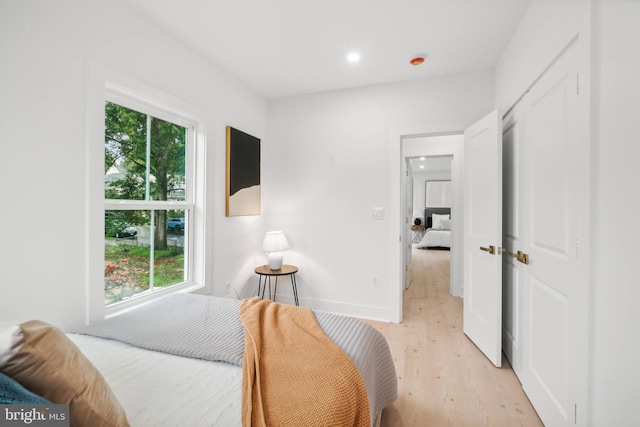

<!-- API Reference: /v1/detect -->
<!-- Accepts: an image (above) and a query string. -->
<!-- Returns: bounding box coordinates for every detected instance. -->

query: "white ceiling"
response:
[124,0,530,99]
[410,156,452,174]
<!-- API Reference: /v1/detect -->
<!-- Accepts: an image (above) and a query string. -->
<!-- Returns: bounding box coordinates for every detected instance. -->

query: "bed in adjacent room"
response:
[0,293,397,427]
[416,207,452,249]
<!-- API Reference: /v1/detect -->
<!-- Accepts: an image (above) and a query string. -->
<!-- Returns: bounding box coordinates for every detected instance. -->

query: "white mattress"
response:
[416,228,451,248]
[68,334,243,427]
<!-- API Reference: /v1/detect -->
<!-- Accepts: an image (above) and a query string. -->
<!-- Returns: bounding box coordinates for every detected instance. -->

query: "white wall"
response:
[0,0,268,330]
[591,1,640,424]
[495,0,590,112]
[267,71,493,319]
[495,0,640,424]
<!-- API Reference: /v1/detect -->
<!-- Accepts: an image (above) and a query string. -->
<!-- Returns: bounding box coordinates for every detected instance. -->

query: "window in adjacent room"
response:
[104,95,195,306]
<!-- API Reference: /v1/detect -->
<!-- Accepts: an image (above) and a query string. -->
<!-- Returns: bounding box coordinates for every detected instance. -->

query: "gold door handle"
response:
[503,249,530,265]
[506,250,519,259]
[480,245,496,255]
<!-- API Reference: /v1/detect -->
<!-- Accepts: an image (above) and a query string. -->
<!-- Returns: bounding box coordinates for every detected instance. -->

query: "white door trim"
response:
[389,123,467,323]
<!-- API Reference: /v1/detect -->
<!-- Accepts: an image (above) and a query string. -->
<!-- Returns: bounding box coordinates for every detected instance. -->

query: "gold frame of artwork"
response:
[226,126,261,216]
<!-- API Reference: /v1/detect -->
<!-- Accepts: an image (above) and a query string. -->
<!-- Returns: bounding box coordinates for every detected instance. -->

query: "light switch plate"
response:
[372,207,384,219]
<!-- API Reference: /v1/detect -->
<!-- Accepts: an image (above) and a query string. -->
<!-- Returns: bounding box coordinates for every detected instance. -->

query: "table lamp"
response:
[262,231,289,270]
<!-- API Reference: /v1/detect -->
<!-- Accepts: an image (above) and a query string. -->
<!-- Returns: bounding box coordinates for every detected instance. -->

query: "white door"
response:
[519,39,589,426]
[501,105,524,377]
[463,110,503,367]
[404,160,413,289]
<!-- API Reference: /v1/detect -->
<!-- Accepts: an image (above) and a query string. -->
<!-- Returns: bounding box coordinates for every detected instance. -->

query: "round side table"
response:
[411,225,425,242]
[254,264,299,306]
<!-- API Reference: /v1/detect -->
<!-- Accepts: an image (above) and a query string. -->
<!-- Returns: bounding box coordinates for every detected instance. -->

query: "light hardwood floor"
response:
[362,247,543,427]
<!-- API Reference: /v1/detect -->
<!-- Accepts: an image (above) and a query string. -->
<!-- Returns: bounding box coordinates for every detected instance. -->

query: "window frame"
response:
[87,73,207,321]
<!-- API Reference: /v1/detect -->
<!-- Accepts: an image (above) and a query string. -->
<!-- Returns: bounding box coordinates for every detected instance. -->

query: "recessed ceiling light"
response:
[347,52,360,63]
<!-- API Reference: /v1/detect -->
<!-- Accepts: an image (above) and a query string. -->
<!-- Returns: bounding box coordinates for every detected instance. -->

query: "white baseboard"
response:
[274,294,393,323]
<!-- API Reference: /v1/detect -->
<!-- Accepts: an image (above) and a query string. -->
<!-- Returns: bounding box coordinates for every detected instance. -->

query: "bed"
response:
[0,294,397,427]
[416,207,451,249]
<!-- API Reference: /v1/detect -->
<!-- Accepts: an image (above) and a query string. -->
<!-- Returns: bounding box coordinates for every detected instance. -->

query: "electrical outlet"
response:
[372,275,380,287]
[225,281,241,299]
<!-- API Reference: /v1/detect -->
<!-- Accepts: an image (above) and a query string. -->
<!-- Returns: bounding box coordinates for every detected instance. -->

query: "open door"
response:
[463,110,503,367]
[403,159,413,289]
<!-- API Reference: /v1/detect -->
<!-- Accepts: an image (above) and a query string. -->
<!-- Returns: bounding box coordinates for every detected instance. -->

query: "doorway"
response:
[408,155,453,289]
[390,128,464,323]
[409,156,453,229]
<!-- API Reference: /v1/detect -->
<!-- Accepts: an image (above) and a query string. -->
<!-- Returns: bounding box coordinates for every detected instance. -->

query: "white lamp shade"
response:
[262,231,289,252]
[262,231,289,270]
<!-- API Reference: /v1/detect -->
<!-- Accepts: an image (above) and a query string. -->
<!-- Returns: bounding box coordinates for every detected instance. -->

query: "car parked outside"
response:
[105,219,138,239]
[115,225,137,238]
[166,217,185,232]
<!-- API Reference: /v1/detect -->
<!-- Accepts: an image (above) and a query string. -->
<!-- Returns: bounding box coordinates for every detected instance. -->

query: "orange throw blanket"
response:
[240,298,370,427]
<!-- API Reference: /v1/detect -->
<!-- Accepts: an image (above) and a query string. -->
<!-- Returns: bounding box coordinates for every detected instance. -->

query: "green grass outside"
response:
[105,245,184,302]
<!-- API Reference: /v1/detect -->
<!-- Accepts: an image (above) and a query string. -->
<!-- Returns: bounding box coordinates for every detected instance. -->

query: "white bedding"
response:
[68,334,243,427]
[416,228,451,248]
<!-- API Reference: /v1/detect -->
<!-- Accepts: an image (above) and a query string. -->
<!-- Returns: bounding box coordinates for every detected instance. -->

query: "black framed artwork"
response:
[226,126,261,216]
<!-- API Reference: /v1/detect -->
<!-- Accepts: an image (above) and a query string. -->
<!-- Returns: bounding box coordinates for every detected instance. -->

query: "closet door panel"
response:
[520,37,589,426]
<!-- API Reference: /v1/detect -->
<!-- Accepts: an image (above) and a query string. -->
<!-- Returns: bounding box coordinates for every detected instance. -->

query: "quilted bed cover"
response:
[72,293,397,426]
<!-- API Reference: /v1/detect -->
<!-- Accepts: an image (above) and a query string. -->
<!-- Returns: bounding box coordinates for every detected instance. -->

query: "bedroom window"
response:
[104,95,196,306]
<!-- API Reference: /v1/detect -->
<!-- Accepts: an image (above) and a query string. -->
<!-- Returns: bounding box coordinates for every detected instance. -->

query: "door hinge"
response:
[574,403,577,424]
[406,169,409,176]
[405,264,409,272]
